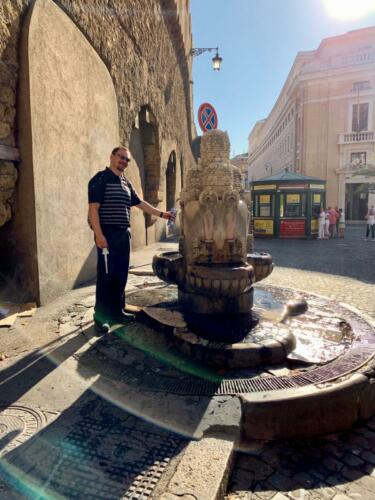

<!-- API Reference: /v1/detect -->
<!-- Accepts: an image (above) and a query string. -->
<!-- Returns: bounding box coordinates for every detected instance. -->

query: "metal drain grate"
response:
[90,342,375,397]
[131,346,375,396]
[2,398,185,500]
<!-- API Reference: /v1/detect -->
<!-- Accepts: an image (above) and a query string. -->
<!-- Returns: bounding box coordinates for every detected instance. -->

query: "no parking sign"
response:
[198,102,218,133]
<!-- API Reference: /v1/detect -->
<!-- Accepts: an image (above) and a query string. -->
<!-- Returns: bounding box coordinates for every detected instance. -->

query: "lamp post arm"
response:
[190,47,218,57]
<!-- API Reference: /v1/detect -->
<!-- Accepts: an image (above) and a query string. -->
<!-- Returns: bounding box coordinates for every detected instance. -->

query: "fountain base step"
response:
[142,305,295,368]
[77,282,375,439]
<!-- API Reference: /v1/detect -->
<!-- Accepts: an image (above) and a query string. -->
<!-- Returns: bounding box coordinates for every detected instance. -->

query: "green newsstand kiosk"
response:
[251,170,326,238]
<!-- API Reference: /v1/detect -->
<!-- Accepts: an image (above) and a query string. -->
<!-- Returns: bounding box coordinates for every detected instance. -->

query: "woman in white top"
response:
[318,207,326,239]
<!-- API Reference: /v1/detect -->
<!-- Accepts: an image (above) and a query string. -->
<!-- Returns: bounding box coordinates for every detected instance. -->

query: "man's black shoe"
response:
[112,311,136,324]
[94,320,110,334]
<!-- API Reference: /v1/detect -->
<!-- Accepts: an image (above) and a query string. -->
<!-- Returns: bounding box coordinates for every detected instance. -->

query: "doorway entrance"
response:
[345,183,368,220]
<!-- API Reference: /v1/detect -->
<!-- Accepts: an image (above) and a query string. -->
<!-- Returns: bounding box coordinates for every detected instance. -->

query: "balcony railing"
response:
[338,131,374,144]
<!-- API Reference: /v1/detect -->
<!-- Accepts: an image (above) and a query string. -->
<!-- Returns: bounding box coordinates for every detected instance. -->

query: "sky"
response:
[190,0,375,157]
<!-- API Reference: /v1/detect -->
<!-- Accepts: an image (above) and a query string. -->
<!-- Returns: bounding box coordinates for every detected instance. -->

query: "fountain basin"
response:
[152,251,274,318]
[152,251,184,286]
[247,252,274,282]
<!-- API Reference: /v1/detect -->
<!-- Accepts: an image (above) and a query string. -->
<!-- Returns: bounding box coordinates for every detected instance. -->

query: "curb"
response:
[241,372,375,440]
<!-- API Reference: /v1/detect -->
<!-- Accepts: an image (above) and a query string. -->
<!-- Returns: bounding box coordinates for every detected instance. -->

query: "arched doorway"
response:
[166,151,177,211]
[129,105,161,246]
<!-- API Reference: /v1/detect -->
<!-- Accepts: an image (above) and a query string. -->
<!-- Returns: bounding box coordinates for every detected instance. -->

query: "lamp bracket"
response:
[190,47,218,57]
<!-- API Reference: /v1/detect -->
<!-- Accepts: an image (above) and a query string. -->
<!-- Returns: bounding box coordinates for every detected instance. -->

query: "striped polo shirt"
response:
[88,168,141,229]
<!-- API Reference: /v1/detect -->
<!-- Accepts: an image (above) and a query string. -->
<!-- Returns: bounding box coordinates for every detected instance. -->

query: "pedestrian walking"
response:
[88,146,176,333]
[327,206,337,239]
[318,206,326,239]
[338,208,345,238]
[364,205,375,241]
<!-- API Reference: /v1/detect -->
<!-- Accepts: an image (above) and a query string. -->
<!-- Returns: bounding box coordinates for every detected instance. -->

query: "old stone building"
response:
[231,153,249,187]
[247,27,375,221]
[0,0,196,304]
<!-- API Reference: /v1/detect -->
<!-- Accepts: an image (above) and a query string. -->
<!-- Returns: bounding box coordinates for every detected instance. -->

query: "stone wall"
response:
[0,1,20,228]
[0,0,195,303]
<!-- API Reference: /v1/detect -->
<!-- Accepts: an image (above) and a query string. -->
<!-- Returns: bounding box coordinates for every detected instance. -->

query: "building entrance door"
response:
[345,183,368,220]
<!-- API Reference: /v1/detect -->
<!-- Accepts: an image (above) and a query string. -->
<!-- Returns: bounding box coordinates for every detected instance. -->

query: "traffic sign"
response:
[198,102,218,133]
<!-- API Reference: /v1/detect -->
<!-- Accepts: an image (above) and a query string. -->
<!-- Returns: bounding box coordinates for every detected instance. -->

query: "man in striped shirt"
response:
[88,146,175,333]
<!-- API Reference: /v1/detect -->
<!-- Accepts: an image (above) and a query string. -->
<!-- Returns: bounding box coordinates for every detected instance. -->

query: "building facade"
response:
[247,27,375,221]
[0,0,195,304]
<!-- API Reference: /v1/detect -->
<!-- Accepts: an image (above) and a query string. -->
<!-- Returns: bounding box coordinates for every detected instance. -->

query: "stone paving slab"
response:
[160,437,235,500]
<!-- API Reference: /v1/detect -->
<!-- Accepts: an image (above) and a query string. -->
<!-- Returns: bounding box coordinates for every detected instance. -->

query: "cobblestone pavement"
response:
[257,224,375,319]
[226,416,375,500]
[227,225,375,500]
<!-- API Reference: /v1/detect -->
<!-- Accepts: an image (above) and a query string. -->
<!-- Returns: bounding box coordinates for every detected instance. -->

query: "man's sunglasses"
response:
[116,153,131,162]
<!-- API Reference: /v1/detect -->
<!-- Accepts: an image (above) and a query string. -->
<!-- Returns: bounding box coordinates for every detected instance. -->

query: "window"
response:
[255,193,273,217]
[352,81,370,92]
[281,193,306,217]
[350,152,366,165]
[312,193,322,217]
[352,103,369,132]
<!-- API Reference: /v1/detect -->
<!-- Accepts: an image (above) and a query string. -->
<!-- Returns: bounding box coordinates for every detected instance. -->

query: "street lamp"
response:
[190,47,222,71]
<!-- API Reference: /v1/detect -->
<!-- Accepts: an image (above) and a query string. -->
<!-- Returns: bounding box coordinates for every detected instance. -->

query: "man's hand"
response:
[164,210,176,221]
[95,234,108,249]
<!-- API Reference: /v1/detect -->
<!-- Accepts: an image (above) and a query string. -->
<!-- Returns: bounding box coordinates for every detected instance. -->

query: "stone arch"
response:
[15,0,119,303]
[129,105,162,247]
[166,151,177,211]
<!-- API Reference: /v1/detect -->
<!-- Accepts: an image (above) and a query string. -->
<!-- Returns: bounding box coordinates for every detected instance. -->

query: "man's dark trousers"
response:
[94,226,131,323]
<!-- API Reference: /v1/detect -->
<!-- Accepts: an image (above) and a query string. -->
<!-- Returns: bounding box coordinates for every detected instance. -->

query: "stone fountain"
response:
[154,130,273,313]
[153,130,276,345]
[106,128,375,440]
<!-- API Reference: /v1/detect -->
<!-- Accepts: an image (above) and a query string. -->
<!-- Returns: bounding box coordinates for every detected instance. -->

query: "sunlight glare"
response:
[323,0,375,20]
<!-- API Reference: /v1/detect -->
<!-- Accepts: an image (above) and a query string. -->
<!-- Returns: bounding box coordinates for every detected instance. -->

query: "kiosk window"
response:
[312,193,321,217]
[255,194,273,217]
[284,193,306,217]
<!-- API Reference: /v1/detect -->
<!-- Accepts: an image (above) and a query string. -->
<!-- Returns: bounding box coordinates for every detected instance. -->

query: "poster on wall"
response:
[286,194,300,203]
[254,219,274,235]
[313,194,321,204]
[280,220,305,236]
[311,219,319,233]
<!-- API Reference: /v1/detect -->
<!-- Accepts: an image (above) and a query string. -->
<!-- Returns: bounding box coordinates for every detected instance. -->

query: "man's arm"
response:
[88,203,108,248]
[135,200,176,220]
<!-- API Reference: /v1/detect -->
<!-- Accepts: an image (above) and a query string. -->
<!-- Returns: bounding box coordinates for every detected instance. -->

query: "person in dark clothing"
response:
[88,146,175,333]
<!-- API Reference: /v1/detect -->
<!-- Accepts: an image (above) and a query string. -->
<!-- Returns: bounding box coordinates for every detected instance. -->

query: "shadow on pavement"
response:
[0,320,220,498]
[0,331,88,407]
[0,392,187,499]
